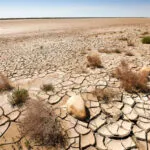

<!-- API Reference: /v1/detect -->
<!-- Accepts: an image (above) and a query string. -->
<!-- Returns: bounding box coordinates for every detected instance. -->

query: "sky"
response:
[0,0,150,18]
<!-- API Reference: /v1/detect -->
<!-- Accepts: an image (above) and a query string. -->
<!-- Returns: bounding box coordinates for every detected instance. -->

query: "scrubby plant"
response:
[115,60,149,93]
[41,83,54,92]
[142,36,150,44]
[92,88,115,104]
[0,73,13,92]
[9,88,29,106]
[19,100,67,148]
[87,51,102,68]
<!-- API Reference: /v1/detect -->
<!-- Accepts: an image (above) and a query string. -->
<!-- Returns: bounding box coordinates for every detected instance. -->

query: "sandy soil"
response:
[0,18,150,36]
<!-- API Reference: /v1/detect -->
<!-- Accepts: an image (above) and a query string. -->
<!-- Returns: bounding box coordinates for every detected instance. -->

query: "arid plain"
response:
[0,18,150,150]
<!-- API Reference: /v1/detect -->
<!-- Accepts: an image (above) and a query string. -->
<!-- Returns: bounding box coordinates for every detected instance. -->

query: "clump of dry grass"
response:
[9,88,29,106]
[19,100,66,148]
[0,73,13,92]
[115,60,149,93]
[41,83,54,92]
[92,88,116,103]
[87,51,102,68]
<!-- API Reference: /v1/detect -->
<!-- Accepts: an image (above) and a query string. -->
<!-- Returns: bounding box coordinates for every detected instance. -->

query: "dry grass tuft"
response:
[115,60,149,93]
[0,73,13,92]
[142,36,150,44]
[87,51,102,68]
[41,83,54,92]
[9,88,29,106]
[19,100,67,148]
[92,88,116,103]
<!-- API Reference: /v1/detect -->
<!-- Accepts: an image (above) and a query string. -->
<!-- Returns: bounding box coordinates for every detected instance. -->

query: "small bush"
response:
[92,88,115,103]
[10,88,29,106]
[41,83,54,92]
[115,61,149,93]
[19,100,66,148]
[87,51,102,68]
[0,73,13,92]
[142,36,150,44]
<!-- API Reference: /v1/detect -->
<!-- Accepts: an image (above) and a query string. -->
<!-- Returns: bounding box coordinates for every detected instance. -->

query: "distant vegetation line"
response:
[0,17,148,20]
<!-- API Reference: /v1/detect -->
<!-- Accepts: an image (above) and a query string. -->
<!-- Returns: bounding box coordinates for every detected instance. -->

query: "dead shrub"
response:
[19,100,67,148]
[0,73,13,92]
[41,83,54,92]
[92,88,116,103]
[87,51,102,68]
[115,60,149,93]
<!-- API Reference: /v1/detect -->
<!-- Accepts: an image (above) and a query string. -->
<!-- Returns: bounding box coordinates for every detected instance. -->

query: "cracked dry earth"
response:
[0,19,150,150]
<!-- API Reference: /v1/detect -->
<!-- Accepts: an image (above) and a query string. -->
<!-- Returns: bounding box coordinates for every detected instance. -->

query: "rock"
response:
[66,95,87,120]
[80,131,95,148]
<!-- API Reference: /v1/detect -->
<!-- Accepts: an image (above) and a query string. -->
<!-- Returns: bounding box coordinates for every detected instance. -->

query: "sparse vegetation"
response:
[87,51,102,68]
[41,83,54,92]
[0,73,13,92]
[9,88,29,106]
[115,60,149,93]
[92,88,116,103]
[142,36,150,44]
[19,100,66,148]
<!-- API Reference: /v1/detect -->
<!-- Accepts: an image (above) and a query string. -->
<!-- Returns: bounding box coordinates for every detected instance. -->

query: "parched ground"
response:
[0,18,150,150]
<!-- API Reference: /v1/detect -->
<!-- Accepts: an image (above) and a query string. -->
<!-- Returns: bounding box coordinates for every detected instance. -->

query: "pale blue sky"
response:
[0,0,149,18]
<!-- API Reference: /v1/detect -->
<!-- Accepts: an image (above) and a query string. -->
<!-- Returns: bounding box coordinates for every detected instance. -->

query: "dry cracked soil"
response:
[0,18,150,150]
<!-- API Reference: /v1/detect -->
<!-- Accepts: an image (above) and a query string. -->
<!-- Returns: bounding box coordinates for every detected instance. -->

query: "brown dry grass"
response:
[115,60,149,93]
[92,88,116,103]
[87,51,102,68]
[0,73,13,92]
[19,100,67,148]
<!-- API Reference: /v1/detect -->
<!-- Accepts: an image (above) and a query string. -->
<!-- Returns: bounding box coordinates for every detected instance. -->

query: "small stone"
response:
[66,94,87,120]
[80,131,95,148]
